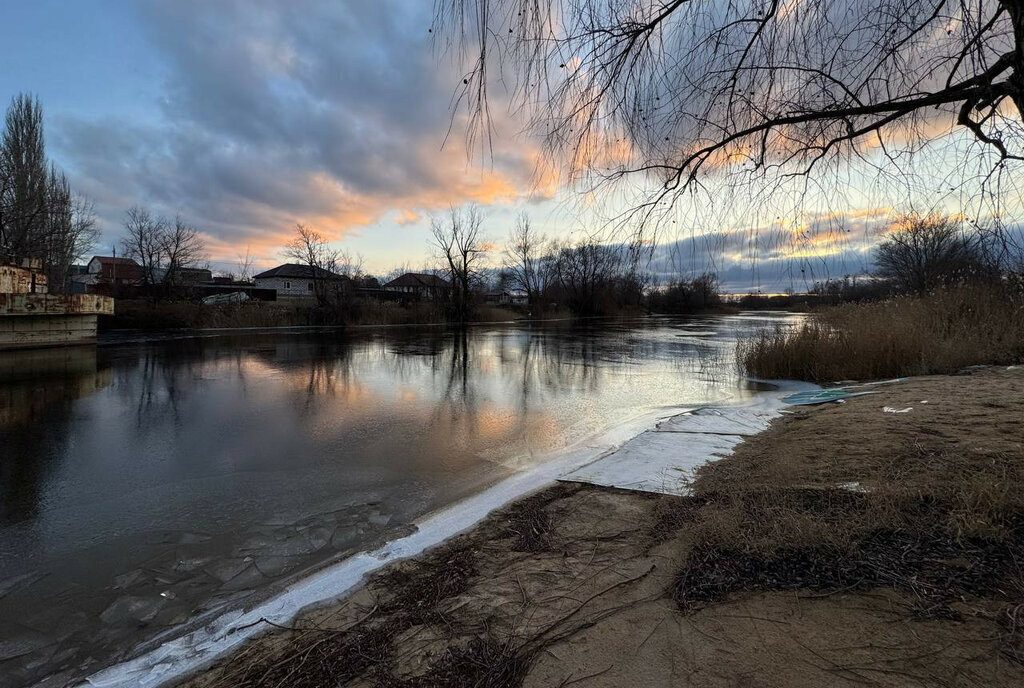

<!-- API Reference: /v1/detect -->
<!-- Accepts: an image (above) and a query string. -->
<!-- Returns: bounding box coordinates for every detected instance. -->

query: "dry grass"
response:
[497,483,580,552]
[664,370,1024,630]
[108,300,309,329]
[739,284,1024,382]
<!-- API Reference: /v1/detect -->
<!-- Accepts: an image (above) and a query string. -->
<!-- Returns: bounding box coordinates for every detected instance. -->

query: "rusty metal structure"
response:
[0,260,113,349]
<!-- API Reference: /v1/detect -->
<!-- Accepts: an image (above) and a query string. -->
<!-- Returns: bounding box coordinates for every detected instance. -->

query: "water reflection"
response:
[0,315,797,687]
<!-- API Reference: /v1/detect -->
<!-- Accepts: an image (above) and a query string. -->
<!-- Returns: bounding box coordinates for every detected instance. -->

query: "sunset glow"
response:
[0,0,1017,291]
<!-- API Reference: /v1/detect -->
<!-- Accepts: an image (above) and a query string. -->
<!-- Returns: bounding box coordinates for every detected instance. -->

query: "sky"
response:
[0,0,1014,292]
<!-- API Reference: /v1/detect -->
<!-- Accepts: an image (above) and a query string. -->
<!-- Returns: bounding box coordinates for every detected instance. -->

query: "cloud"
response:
[50,0,543,264]
[646,208,899,292]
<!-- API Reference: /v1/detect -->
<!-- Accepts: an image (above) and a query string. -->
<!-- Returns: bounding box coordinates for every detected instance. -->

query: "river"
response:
[0,314,797,687]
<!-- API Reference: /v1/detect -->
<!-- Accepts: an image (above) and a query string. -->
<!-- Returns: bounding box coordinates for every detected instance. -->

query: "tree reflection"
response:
[0,348,112,523]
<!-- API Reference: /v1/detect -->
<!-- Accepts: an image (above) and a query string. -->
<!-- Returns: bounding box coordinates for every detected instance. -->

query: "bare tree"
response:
[42,164,72,287]
[503,212,546,304]
[0,94,48,261]
[0,95,100,285]
[121,206,166,285]
[236,246,255,283]
[334,250,365,280]
[432,205,486,322]
[42,169,99,292]
[284,223,345,306]
[438,1,1024,244]
[68,195,100,274]
[874,214,991,293]
[120,208,206,291]
[161,215,206,288]
[549,238,624,315]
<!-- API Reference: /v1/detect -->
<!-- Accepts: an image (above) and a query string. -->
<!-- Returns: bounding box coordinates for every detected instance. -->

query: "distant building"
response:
[69,256,144,295]
[484,289,528,306]
[153,266,213,285]
[383,272,450,300]
[253,263,349,299]
[86,256,143,283]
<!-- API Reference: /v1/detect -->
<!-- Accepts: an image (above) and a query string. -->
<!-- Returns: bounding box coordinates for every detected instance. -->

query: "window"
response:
[284,281,291,289]
[307,282,313,291]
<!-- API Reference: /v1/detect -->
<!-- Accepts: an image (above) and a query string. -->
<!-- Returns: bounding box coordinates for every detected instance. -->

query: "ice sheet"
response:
[656,406,774,435]
[560,430,743,494]
[561,380,817,496]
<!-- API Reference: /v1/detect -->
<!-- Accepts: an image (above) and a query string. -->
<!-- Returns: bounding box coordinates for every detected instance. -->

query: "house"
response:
[383,272,450,301]
[86,256,143,283]
[483,289,529,306]
[70,256,144,295]
[252,263,349,299]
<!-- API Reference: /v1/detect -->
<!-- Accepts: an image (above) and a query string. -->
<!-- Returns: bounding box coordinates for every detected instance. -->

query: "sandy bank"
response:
[177,366,1024,687]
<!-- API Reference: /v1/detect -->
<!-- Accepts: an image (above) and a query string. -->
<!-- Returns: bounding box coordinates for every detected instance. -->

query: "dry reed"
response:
[738,284,1024,382]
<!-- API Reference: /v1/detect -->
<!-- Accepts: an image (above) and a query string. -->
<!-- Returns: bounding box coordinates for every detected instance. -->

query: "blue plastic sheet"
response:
[781,389,878,405]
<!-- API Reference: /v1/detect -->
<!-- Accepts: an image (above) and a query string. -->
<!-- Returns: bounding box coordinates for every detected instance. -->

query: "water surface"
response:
[0,314,796,686]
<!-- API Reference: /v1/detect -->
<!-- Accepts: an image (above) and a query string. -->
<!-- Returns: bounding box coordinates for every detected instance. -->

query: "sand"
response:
[184,366,1024,687]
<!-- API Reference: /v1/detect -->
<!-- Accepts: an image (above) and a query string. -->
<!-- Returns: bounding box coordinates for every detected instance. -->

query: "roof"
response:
[89,256,140,267]
[384,272,450,289]
[252,263,348,281]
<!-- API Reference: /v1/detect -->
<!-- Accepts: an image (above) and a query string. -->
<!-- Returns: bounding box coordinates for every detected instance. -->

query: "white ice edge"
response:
[82,378,816,688]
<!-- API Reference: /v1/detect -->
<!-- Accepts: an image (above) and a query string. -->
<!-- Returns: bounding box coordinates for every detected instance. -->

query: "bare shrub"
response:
[875,214,995,294]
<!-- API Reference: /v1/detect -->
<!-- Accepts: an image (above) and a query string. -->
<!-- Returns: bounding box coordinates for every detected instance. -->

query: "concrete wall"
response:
[255,276,316,298]
[0,314,100,348]
[0,293,114,316]
[0,265,48,294]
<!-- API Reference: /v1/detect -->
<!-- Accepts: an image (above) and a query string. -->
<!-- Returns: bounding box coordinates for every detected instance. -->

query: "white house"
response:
[253,264,348,299]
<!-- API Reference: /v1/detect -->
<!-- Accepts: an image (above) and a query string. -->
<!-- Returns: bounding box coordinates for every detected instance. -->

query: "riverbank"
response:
[182,366,1024,687]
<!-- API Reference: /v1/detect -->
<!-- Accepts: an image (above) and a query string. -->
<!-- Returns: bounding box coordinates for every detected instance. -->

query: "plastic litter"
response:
[782,389,877,405]
[883,406,912,414]
[201,291,249,305]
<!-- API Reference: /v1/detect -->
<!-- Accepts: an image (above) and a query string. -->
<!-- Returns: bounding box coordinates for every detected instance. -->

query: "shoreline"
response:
[176,366,1023,688]
[81,382,810,688]
[93,310,800,347]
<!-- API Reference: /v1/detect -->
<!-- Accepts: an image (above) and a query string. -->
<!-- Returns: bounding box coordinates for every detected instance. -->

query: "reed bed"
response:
[738,284,1024,382]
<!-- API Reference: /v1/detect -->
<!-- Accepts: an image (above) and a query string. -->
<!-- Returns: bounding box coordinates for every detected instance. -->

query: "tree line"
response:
[431,206,649,320]
[811,214,1021,303]
[432,207,1022,319]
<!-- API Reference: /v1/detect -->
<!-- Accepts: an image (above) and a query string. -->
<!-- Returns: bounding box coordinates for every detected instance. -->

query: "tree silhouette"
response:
[438,1,1024,241]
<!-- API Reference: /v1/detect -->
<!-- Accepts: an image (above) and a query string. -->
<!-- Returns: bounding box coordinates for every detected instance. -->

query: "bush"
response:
[738,283,1024,381]
[874,214,996,294]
